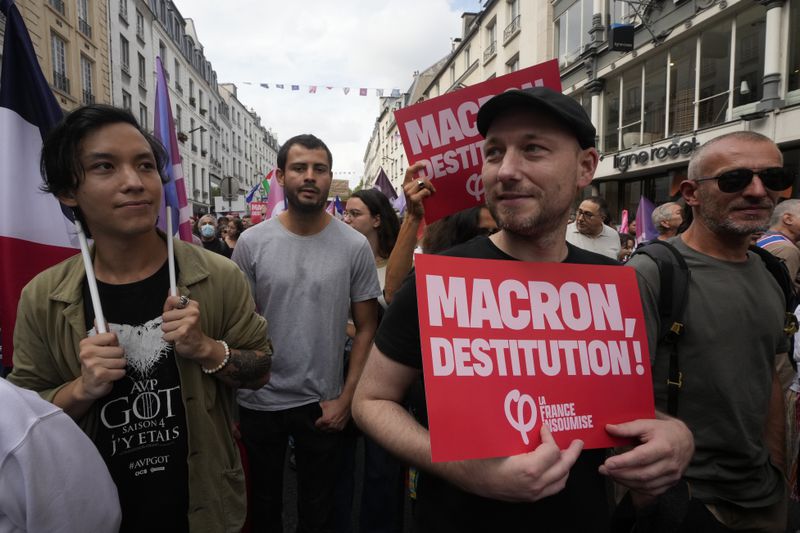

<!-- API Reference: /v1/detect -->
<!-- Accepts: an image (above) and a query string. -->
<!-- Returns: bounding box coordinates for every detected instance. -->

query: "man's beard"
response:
[286,186,326,213]
[487,198,566,238]
[695,188,775,237]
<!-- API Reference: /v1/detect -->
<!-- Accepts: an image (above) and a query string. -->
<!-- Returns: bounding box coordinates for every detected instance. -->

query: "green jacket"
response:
[9,237,269,533]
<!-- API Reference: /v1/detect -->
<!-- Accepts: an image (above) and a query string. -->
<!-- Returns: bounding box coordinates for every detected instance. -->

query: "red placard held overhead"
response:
[415,254,655,463]
[394,59,561,223]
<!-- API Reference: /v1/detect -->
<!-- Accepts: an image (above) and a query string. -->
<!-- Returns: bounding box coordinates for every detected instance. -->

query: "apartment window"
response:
[51,33,68,93]
[449,64,456,86]
[504,0,521,43]
[484,19,497,62]
[159,42,167,66]
[698,20,732,128]
[791,0,800,93]
[120,36,130,74]
[136,10,145,41]
[668,40,696,136]
[603,76,620,152]
[464,45,471,69]
[733,5,766,107]
[620,68,642,149]
[643,53,667,143]
[49,0,65,16]
[139,103,148,130]
[175,105,182,131]
[80,55,94,104]
[190,118,196,146]
[77,0,91,38]
[122,90,131,110]
[138,53,147,88]
[555,0,593,68]
[189,79,195,105]
[610,0,641,25]
[506,54,519,73]
[119,0,128,21]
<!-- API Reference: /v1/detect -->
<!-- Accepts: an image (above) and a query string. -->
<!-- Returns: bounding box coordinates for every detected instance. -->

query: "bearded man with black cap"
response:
[352,87,694,532]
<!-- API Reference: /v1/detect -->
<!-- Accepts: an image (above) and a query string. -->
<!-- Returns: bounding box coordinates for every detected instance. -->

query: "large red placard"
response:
[415,254,654,462]
[394,59,561,223]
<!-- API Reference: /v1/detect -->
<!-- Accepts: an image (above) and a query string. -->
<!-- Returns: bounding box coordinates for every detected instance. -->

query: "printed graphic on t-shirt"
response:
[92,318,185,462]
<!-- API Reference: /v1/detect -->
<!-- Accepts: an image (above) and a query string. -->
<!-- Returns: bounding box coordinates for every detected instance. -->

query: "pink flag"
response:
[326,200,335,216]
[154,56,192,241]
[263,171,286,220]
[0,0,80,365]
[618,209,629,234]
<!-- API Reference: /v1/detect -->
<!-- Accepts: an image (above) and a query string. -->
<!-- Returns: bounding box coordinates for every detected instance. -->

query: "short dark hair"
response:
[423,206,488,254]
[351,189,400,258]
[583,196,609,223]
[40,104,168,198]
[276,134,332,172]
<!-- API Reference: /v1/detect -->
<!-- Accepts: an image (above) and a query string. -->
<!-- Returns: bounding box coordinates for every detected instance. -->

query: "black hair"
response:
[351,188,400,259]
[583,196,610,223]
[276,134,332,172]
[423,206,489,254]
[228,217,245,239]
[40,104,168,198]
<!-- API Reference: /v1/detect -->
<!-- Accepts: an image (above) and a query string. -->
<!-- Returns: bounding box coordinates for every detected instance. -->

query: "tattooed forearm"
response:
[216,349,272,389]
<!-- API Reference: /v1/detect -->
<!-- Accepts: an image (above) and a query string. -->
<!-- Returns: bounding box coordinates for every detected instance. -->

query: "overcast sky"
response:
[179,0,484,187]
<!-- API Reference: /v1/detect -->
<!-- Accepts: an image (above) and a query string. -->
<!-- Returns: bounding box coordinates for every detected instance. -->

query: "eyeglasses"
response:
[575,209,598,221]
[695,168,792,193]
[343,210,364,220]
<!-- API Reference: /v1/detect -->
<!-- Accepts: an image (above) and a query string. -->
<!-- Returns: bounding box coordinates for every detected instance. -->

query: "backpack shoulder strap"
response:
[631,240,690,416]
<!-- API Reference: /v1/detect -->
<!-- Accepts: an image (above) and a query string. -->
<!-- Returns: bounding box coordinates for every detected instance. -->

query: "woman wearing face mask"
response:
[197,214,232,258]
[225,218,244,251]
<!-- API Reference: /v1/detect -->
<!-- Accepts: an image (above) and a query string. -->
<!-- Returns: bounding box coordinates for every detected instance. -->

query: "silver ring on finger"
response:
[177,295,189,309]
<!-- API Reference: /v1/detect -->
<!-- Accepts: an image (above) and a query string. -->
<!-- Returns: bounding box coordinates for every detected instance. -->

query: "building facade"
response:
[0,0,112,110]
[557,0,800,222]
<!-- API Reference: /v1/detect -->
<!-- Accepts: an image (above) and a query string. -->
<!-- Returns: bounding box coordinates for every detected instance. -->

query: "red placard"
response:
[394,59,561,223]
[249,201,267,225]
[415,254,654,463]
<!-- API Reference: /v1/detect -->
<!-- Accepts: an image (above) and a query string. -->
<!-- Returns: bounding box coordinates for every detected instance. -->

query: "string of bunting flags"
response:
[243,82,402,97]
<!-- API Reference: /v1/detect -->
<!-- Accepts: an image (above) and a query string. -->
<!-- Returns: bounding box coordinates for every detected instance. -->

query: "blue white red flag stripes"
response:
[0,0,80,366]
[154,56,192,242]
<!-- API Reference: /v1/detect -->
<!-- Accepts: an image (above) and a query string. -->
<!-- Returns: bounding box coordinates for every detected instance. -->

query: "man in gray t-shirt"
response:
[232,134,380,532]
[629,131,790,530]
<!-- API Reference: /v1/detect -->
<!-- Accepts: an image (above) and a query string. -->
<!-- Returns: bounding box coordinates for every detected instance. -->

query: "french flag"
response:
[0,0,79,367]
[154,56,192,241]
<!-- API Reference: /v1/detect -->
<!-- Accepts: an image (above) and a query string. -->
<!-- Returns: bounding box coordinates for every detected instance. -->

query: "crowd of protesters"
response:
[2,89,799,533]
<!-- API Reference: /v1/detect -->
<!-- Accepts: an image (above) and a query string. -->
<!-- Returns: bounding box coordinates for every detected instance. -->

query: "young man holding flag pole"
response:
[8,103,272,532]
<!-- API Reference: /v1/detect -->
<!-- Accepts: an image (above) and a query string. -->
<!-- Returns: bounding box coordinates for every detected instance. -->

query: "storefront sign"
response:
[613,137,700,172]
[415,254,655,462]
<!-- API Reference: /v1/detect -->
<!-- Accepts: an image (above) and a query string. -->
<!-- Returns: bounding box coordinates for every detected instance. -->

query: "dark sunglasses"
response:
[694,167,792,193]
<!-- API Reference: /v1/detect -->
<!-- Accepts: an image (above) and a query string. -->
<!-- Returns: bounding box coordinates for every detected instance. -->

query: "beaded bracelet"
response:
[202,340,231,375]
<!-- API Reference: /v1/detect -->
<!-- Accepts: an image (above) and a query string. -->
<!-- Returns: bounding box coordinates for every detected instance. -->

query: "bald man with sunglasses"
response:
[629,131,793,531]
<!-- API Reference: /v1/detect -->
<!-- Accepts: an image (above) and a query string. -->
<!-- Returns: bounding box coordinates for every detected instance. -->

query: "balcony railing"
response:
[138,76,146,89]
[78,18,92,39]
[175,83,183,94]
[121,63,130,76]
[483,40,497,63]
[82,90,95,105]
[49,0,65,15]
[53,71,69,93]
[503,15,520,43]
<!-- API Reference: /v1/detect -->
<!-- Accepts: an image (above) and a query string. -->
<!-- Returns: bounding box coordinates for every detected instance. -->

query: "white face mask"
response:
[200,224,215,238]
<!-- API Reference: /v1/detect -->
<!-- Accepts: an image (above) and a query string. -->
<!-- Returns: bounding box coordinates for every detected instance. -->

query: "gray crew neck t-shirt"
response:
[233,217,381,411]
[629,237,786,508]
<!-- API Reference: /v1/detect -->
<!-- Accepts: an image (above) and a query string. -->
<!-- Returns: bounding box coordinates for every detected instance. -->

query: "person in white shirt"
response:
[0,377,121,533]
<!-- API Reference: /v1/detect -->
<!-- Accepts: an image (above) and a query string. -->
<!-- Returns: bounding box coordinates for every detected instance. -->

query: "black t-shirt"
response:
[376,236,619,533]
[84,261,189,533]
[201,237,231,258]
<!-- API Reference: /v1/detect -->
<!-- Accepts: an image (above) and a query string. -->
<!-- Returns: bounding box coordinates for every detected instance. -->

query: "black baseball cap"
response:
[476,87,596,149]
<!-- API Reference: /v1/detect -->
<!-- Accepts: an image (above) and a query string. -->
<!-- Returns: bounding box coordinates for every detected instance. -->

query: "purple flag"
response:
[635,196,658,245]
[373,168,398,202]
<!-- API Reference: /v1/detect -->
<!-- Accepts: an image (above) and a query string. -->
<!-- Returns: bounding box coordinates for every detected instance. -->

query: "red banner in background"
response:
[394,59,561,223]
[414,254,654,463]
[249,201,268,225]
